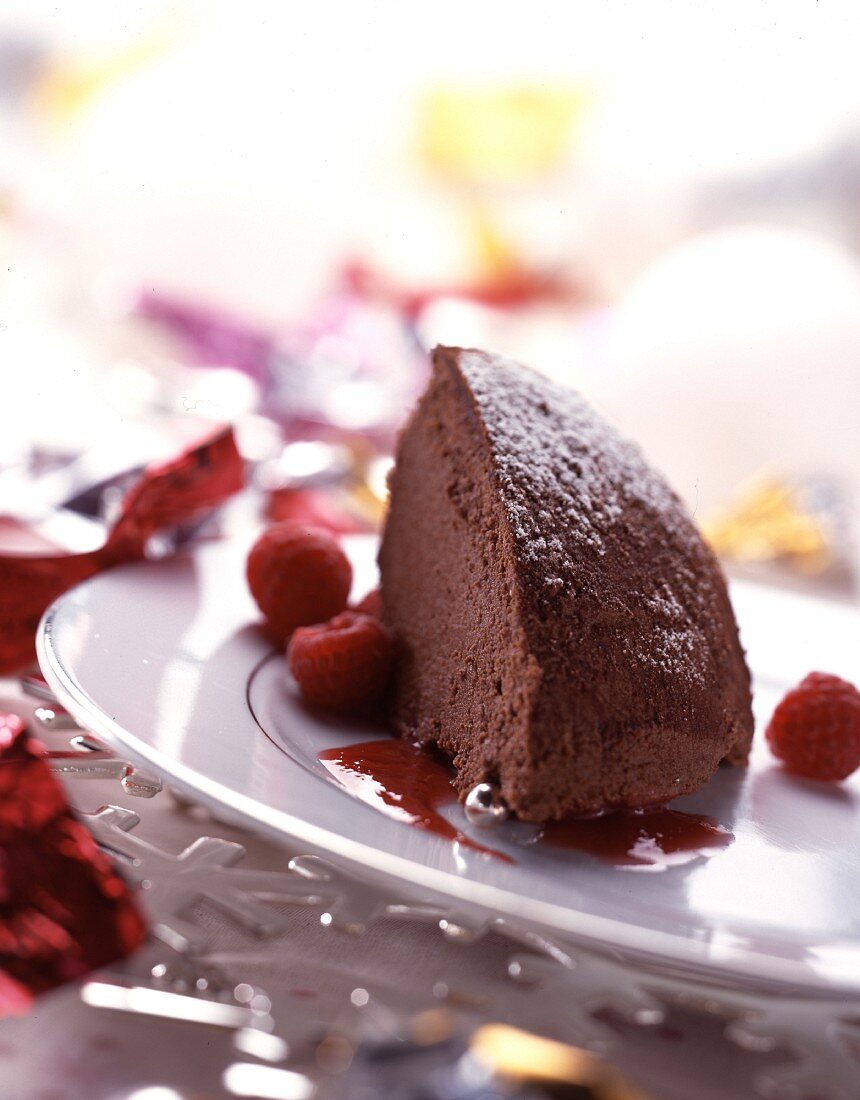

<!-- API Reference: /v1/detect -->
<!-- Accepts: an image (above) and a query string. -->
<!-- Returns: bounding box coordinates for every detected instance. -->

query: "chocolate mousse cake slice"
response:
[378,346,753,823]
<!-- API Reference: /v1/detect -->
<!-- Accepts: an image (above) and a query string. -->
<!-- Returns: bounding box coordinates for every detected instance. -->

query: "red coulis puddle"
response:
[542,808,732,869]
[318,739,730,870]
[318,739,511,861]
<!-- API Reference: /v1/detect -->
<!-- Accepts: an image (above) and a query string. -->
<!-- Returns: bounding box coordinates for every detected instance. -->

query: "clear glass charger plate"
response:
[37,533,860,993]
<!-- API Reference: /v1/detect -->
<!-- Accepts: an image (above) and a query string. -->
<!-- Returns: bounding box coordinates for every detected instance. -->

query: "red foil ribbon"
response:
[0,426,244,672]
[0,713,147,1016]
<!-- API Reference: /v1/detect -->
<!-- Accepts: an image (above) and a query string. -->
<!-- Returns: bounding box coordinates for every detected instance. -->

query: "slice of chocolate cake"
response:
[378,347,753,823]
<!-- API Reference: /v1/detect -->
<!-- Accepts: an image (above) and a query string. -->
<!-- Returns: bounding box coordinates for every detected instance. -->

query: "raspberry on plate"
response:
[288,611,393,715]
[766,671,860,781]
[246,523,352,644]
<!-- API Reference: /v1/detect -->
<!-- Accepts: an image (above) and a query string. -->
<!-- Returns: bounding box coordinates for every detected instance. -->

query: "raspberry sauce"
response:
[318,738,730,870]
[318,739,509,860]
[541,808,732,869]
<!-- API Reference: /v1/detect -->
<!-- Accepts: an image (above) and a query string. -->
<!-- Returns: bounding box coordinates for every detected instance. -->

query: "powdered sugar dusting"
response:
[454,349,713,683]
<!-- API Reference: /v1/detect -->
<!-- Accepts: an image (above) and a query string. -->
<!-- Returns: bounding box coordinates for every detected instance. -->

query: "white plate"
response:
[38,534,860,992]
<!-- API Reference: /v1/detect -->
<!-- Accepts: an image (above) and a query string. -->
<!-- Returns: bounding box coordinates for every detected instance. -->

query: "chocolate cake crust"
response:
[379,347,754,822]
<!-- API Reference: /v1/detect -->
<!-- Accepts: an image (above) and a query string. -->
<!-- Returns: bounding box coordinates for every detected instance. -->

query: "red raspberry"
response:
[353,587,382,618]
[287,611,393,714]
[246,523,352,644]
[766,671,860,781]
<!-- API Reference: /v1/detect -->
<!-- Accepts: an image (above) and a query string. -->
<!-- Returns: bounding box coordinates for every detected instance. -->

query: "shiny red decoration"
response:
[0,426,245,671]
[0,713,147,1016]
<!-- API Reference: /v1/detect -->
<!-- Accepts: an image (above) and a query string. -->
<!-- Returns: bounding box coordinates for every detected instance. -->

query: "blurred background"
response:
[1,0,859,595]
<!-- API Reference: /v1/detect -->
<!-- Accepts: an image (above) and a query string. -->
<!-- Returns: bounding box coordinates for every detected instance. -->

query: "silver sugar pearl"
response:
[464,783,509,828]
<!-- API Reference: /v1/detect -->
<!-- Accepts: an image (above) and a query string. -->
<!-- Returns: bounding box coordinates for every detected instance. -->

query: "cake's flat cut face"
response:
[379,347,754,822]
